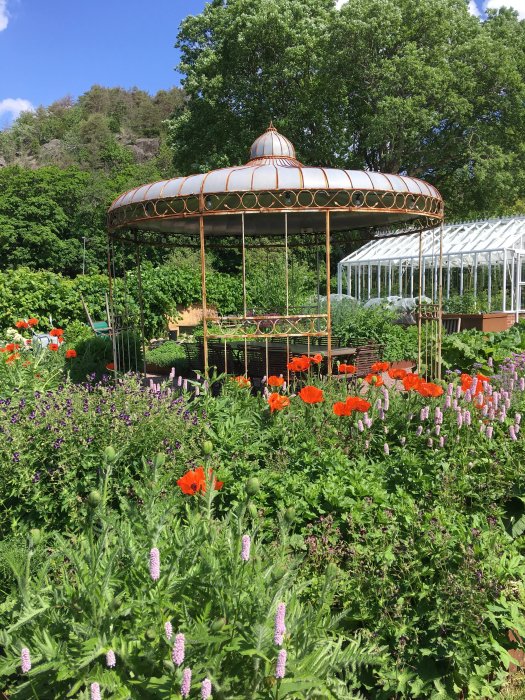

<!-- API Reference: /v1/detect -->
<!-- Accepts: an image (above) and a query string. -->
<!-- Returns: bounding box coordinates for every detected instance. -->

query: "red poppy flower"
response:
[6,353,20,363]
[106,362,115,371]
[402,373,423,391]
[48,343,59,351]
[298,385,324,404]
[365,373,383,387]
[460,373,473,392]
[417,381,444,398]
[388,368,408,380]
[15,320,29,329]
[177,466,223,495]
[232,375,251,387]
[27,318,39,327]
[268,393,290,413]
[287,356,310,372]
[3,343,20,353]
[338,363,357,374]
[333,401,352,416]
[65,349,77,359]
[371,361,390,373]
[267,375,285,387]
[346,396,371,413]
[311,353,323,365]
[49,328,64,337]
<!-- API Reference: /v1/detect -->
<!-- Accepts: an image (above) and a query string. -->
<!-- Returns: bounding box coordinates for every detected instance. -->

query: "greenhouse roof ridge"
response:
[339,215,525,266]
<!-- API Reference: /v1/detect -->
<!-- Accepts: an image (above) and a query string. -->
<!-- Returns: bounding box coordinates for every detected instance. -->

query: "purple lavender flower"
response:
[172,633,185,667]
[165,621,173,641]
[275,649,287,679]
[181,668,192,698]
[201,678,212,699]
[90,683,101,700]
[106,650,116,668]
[274,602,286,646]
[241,535,251,562]
[149,547,160,581]
[20,647,31,673]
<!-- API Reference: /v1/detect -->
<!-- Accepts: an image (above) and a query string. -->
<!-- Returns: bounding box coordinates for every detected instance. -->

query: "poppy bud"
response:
[271,564,287,582]
[284,506,296,523]
[29,528,42,546]
[211,617,226,632]
[245,477,260,497]
[248,502,258,519]
[104,446,117,462]
[203,440,213,455]
[87,490,101,507]
[146,627,157,640]
[153,452,166,469]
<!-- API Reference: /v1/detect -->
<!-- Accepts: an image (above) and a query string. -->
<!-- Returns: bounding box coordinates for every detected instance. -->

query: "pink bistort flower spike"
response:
[172,633,185,667]
[274,602,286,646]
[201,677,212,699]
[150,547,160,581]
[486,426,494,439]
[275,649,287,679]
[106,649,116,668]
[181,668,192,698]
[383,443,389,455]
[241,534,251,562]
[20,647,31,673]
[90,683,101,700]
[510,425,518,441]
[165,621,173,641]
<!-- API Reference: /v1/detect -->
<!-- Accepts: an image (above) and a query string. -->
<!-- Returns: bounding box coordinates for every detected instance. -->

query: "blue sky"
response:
[0,0,524,128]
[0,0,207,127]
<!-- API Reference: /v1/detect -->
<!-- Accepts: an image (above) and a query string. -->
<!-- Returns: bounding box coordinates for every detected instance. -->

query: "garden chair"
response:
[442,317,462,334]
[81,295,113,337]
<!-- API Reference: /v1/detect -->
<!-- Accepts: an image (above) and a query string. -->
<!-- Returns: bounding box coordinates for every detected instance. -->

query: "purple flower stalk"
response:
[435,425,441,436]
[165,621,173,641]
[20,647,31,673]
[509,425,518,441]
[150,547,160,581]
[464,410,471,426]
[241,534,251,562]
[438,436,445,448]
[416,425,423,436]
[275,649,287,679]
[106,650,116,668]
[457,412,463,429]
[274,602,286,646]
[383,443,390,455]
[201,678,212,699]
[520,378,525,391]
[447,383,454,396]
[357,419,364,433]
[181,668,192,698]
[516,413,522,425]
[486,426,493,439]
[464,389,472,403]
[91,683,101,700]
[172,633,185,667]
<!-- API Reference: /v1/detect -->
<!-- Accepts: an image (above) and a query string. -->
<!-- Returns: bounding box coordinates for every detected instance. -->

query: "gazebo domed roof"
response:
[108,124,443,238]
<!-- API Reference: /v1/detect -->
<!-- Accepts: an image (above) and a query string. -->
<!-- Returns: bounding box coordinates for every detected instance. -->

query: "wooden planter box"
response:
[443,313,512,333]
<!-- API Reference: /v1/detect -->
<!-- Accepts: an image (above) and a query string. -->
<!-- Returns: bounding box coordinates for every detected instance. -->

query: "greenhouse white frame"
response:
[337,216,525,317]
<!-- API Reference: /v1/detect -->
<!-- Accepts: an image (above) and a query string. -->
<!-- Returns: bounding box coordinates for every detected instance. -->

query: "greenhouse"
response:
[337,215,525,315]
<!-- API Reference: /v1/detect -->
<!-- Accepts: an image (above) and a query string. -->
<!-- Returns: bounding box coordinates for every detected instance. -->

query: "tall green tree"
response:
[168,0,525,219]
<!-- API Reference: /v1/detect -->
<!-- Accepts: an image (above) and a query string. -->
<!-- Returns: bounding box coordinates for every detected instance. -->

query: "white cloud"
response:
[469,0,481,15]
[484,0,525,17]
[0,1,8,31]
[0,98,34,124]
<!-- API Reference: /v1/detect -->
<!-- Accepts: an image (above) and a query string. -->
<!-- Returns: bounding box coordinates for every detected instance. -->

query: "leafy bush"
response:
[146,341,187,371]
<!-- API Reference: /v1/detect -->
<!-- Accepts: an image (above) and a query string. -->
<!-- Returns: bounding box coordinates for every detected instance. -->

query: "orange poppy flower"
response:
[417,381,444,398]
[6,353,20,363]
[388,368,408,380]
[371,361,390,373]
[27,318,39,326]
[287,356,310,372]
[3,343,20,353]
[402,373,423,391]
[48,343,59,351]
[365,373,383,387]
[15,320,29,329]
[50,328,64,337]
[177,466,223,495]
[268,392,290,413]
[338,363,357,374]
[106,362,115,371]
[65,349,77,359]
[232,375,251,387]
[267,375,285,387]
[346,396,371,413]
[333,401,352,416]
[311,353,323,364]
[460,373,473,392]
[298,385,324,404]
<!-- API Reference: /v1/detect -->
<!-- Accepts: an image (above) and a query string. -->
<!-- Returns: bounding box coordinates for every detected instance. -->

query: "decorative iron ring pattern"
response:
[107,188,444,233]
[207,314,329,340]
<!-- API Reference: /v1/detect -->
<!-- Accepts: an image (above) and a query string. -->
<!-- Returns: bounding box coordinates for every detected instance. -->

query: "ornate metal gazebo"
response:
[107,124,444,378]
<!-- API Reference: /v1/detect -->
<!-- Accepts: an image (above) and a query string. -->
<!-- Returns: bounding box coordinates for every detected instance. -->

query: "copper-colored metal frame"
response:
[108,187,443,235]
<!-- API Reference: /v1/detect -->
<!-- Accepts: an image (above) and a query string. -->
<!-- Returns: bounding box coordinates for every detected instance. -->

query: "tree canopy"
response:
[168,0,525,219]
